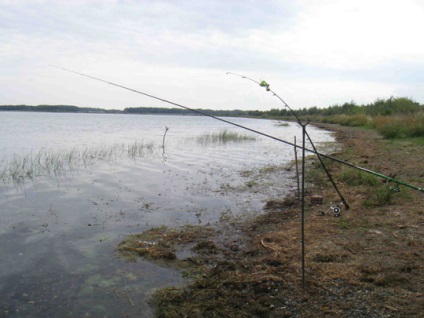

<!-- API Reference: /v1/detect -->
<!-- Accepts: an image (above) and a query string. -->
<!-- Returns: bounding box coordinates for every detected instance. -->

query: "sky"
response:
[1,0,424,111]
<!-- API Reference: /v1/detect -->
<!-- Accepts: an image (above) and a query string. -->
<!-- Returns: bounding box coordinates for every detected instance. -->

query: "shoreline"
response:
[119,123,423,317]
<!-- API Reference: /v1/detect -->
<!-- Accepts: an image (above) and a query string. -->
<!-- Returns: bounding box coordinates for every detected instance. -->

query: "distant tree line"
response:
[247,97,423,118]
[123,107,246,117]
[0,105,248,117]
[0,105,109,113]
[1,97,422,118]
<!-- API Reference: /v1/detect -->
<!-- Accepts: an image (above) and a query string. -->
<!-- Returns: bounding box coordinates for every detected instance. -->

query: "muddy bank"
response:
[119,124,423,317]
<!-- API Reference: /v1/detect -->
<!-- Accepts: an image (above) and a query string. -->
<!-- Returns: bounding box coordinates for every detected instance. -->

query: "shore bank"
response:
[119,124,423,317]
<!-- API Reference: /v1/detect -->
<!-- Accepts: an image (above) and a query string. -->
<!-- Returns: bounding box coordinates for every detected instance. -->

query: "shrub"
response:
[321,114,371,127]
[373,112,424,138]
[344,114,372,127]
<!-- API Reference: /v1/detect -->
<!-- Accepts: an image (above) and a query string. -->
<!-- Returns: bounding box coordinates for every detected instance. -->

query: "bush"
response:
[373,112,424,138]
[321,114,371,127]
[343,114,372,127]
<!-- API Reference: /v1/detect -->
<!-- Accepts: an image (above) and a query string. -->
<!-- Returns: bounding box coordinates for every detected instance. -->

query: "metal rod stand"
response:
[301,120,309,288]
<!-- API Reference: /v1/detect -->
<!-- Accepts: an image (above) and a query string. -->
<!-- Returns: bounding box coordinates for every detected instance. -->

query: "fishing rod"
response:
[52,66,423,193]
[226,72,423,192]
[227,72,350,209]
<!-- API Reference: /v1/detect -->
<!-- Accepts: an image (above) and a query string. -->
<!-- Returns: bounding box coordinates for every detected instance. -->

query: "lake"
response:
[0,112,334,317]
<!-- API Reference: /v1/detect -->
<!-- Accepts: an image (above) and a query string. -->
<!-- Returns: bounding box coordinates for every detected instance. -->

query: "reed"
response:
[275,121,290,127]
[195,130,256,145]
[0,141,155,185]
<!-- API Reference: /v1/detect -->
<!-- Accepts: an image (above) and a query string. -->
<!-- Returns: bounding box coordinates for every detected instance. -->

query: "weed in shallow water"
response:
[275,121,290,127]
[246,180,258,188]
[0,141,155,185]
[195,129,256,145]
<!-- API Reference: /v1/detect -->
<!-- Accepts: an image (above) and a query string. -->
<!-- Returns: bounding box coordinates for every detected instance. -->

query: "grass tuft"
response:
[195,130,256,145]
[0,141,155,185]
[363,185,394,207]
[338,167,379,186]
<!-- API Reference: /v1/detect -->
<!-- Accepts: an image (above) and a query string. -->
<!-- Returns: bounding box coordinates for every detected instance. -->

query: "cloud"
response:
[242,0,424,70]
[1,0,424,109]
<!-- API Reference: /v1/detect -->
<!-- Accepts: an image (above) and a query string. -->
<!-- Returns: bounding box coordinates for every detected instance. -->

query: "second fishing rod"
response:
[227,72,350,209]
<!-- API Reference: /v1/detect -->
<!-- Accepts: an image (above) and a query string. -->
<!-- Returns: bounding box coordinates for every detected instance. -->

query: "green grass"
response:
[338,167,379,186]
[363,184,394,207]
[409,136,424,145]
[339,217,351,229]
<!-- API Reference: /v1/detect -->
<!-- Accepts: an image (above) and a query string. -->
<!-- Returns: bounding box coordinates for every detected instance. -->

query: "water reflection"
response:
[0,114,335,317]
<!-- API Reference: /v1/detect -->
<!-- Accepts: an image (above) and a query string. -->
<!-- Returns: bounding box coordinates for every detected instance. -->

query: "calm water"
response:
[0,112,334,317]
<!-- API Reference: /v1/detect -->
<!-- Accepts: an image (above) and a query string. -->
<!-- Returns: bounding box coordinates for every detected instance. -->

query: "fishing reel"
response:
[329,202,343,217]
[391,184,401,193]
[385,175,401,193]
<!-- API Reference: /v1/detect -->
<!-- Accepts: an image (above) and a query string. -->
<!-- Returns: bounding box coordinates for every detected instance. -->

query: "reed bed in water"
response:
[0,141,155,185]
[195,130,256,145]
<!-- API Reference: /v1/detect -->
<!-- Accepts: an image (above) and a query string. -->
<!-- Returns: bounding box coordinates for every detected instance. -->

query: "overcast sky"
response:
[1,0,424,111]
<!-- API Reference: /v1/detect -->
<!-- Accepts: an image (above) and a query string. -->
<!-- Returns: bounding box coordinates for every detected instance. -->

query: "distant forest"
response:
[254,97,423,118]
[123,107,246,117]
[0,105,246,117]
[0,105,113,113]
[1,97,422,118]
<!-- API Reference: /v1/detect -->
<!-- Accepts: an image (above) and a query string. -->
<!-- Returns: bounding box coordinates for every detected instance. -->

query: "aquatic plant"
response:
[0,141,155,185]
[274,121,290,127]
[118,225,216,264]
[195,130,256,145]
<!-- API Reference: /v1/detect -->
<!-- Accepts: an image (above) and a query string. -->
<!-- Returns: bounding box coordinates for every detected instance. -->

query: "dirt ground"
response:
[119,124,423,317]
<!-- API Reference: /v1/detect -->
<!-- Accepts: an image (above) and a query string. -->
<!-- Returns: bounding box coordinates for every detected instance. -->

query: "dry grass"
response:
[373,112,424,138]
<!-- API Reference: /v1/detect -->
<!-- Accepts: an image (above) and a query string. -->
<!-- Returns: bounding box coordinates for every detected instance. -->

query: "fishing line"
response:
[51,66,423,193]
